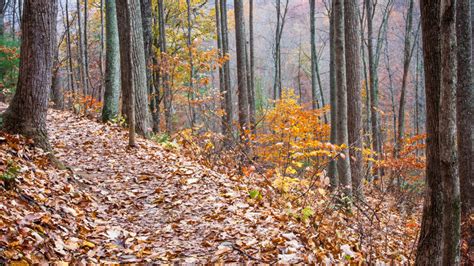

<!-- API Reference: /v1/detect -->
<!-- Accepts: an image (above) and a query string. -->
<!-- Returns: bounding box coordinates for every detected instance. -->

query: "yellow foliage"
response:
[256,89,340,176]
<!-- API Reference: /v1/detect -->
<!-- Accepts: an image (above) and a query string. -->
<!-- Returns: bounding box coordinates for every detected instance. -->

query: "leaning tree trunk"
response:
[456,0,473,223]
[440,0,460,264]
[344,0,363,195]
[415,0,444,263]
[2,0,58,150]
[116,0,152,137]
[334,0,352,197]
[102,0,121,122]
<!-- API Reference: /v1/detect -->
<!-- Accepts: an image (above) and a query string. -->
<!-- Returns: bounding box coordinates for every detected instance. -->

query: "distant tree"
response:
[102,0,121,122]
[248,0,256,134]
[0,0,6,36]
[2,0,58,150]
[116,0,152,140]
[272,0,289,100]
[396,0,415,155]
[158,0,171,133]
[76,0,87,95]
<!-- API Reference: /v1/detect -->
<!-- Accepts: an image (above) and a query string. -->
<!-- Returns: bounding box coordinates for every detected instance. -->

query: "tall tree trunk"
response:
[0,0,5,36]
[76,0,87,96]
[310,0,327,122]
[234,0,250,142]
[186,0,196,127]
[158,0,171,133]
[334,0,352,197]
[216,0,226,134]
[51,33,64,110]
[248,0,256,134]
[344,0,362,195]
[140,0,156,129]
[116,0,152,137]
[396,0,414,155]
[102,0,121,122]
[365,0,383,179]
[440,0,460,263]
[220,0,233,141]
[416,0,444,263]
[2,0,58,150]
[83,0,90,96]
[456,0,473,222]
[65,0,75,98]
[328,5,338,189]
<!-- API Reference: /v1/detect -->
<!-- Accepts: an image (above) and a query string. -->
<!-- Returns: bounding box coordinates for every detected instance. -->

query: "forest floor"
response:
[1,108,426,264]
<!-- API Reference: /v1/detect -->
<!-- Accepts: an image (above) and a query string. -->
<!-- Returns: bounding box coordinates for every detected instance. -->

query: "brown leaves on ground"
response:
[1,109,422,264]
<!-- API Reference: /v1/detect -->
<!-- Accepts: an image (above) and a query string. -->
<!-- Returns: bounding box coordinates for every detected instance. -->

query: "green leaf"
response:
[249,189,260,199]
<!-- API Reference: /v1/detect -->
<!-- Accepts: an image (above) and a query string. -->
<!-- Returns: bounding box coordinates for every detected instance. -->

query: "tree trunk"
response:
[456,0,473,222]
[139,0,155,129]
[220,0,233,141]
[439,0,460,263]
[365,0,383,179]
[186,0,196,128]
[102,0,121,122]
[65,0,75,99]
[2,0,58,150]
[344,0,362,195]
[76,0,87,96]
[234,0,250,142]
[328,5,338,189]
[116,0,152,137]
[0,0,5,36]
[248,0,256,134]
[396,0,414,155]
[334,0,352,197]
[416,0,444,263]
[51,33,64,110]
[84,0,90,96]
[158,0,171,133]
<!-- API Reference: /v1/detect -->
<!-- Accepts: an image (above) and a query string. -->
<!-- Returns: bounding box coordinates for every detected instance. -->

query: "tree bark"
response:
[248,0,256,134]
[2,0,58,150]
[186,0,196,127]
[344,0,363,195]
[234,0,250,142]
[116,0,152,137]
[158,0,171,133]
[416,0,444,263]
[139,0,155,129]
[439,0,460,263]
[334,0,352,197]
[328,5,339,189]
[102,0,121,122]
[220,0,233,141]
[65,0,75,98]
[76,0,87,96]
[365,0,383,179]
[456,0,473,222]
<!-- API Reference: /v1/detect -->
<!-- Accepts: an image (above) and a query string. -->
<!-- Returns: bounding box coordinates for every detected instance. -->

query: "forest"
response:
[0,0,472,264]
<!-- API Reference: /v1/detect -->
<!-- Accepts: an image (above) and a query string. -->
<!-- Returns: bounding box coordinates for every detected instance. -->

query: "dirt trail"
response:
[46,110,305,263]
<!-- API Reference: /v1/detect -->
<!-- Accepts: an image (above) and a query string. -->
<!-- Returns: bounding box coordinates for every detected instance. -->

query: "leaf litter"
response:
[1,109,423,264]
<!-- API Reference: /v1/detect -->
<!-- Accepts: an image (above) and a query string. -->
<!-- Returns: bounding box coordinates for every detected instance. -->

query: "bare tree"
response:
[272,0,289,100]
